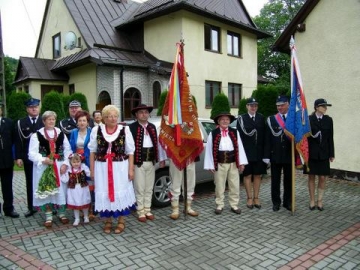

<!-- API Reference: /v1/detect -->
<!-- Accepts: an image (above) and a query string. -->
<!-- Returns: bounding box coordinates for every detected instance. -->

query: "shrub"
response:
[210,92,230,119]
[7,92,31,122]
[70,92,89,112]
[252,84,280,118]
[41,91,65,123]
[237,97,248,116]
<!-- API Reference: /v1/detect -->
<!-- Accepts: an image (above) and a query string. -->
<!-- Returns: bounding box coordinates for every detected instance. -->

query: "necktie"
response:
[318,117,321,122]
[31,117,37,126]
[142,124,148,135]
[221,128,228,137]
[252,116,255,121]
[282,115,286,121]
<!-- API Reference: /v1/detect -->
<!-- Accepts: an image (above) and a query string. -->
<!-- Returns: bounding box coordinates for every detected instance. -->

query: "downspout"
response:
[120,66,124,122]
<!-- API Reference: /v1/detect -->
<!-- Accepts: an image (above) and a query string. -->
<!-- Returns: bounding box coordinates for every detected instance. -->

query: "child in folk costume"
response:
[204,112,248,215]
[61,153,91,226]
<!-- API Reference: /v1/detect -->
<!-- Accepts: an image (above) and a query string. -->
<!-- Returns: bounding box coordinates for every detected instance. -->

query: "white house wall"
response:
[36,0,83,59]
[293,0,360,174]
[144,10,258,118]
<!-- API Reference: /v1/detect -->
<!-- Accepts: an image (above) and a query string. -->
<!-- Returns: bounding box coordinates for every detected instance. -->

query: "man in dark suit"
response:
[237,98,266,209]
[59,100,94,139]
[264,96,292,212]
[15,98,44,217]
[0,103,19,218]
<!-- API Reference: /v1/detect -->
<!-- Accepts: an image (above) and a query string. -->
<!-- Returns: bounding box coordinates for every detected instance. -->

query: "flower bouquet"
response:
[34,164,59,199]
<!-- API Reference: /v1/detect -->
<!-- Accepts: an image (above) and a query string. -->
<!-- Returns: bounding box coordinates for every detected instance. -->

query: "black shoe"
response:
[309,205,316,211]
[214,208,223,215]
[230,208,241,214]
[5,211,20,218]
[254,204,262,209]
[317,206,324,211]
[283,205,292,211]
[272,205,280,211]
[24,210,37,218]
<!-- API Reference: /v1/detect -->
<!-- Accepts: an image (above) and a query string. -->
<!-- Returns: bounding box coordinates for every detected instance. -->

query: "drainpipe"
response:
[120,66,124,122]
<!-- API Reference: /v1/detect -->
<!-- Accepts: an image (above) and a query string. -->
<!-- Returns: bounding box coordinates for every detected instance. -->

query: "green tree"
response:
[157,90,168,116]
[254,0,305,87]
[7,91,31,122]
[41,91,65,123]
[70,92,90,112]
[237,97,248,115]
[3,57,18,99]
[210,92,230,120]
[252,84,280,118]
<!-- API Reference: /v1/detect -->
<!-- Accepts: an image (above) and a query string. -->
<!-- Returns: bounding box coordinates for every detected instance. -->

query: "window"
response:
[227,32,241,57]
[228,83,242,108]
[24,85,29,93]
[152,81,161,108]
[53,33,61,59]
[69,84,75,95]
[204,24,220,52]
[124,88,141,119]
[41,85,63,99]
[205,81,221,107]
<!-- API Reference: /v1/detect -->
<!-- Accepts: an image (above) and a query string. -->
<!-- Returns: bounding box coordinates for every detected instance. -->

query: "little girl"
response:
[61,153,91,226]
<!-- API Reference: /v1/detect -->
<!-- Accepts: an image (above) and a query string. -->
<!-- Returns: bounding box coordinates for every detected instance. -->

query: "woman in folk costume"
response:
[61,153,91,226]
[88,105,136,234]
[305,99,335,211]
[69,110,95,220]
[204,112,248,215]
[28,111,72,228]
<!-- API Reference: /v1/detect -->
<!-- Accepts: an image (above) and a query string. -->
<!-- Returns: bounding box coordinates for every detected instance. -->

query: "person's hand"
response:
[238,165,245,172]
[209,169,215,174]
[329,157,335,162]
[60,164,68,175]
[262,158,270,164]
[159,160,165,168]
[128,170,134,181]
[16,159,23,167]
[42,157,53,165]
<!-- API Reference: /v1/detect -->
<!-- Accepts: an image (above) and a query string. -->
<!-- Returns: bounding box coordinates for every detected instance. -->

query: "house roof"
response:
[273,0,320,54]
[14,57,69,84]
[51,46,172,74]
[118,0,271,39]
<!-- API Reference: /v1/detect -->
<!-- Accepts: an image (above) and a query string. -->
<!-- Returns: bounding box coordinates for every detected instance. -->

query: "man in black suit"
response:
[264,96,292,212]
[15,98,44,217]
[237,98,266,209]
[59,100,94,139]
[0,103,19,218]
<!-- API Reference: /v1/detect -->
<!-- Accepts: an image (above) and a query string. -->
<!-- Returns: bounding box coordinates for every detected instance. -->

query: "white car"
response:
[126,116,216,207]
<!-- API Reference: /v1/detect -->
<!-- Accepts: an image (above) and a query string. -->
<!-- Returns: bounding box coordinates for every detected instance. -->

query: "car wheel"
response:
[152,169,171,207]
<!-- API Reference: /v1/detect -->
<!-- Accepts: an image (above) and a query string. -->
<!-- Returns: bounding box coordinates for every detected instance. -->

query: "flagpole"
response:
[291,139,296,215]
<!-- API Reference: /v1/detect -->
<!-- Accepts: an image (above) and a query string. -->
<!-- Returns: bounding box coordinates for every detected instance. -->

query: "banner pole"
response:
[291,139,296,215]
[184,166,188,220]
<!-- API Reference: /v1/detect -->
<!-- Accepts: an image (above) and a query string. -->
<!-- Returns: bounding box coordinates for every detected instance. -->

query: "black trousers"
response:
[0,167,15,214]
[24,162,34,211]
[270,163,292,207]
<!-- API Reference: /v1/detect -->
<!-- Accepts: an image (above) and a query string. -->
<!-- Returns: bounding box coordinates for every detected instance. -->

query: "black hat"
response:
[69,100,81,107]
[246,97,258,105]
[213,112,235,124]
[25,98,40,107]
[131,104,153,115]
[314,98,332,107]
[276,95,289,105]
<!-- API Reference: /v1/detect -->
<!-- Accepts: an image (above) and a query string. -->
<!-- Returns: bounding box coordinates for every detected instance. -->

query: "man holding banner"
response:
[264,96,292,212]
[159,42,204,220]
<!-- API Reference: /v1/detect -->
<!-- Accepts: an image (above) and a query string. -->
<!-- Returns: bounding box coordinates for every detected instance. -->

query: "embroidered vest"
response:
[211,128,239,171]
[67,170,88,189]
[37,131,65,161]
[95,126,128,161]
[130,122,159,167]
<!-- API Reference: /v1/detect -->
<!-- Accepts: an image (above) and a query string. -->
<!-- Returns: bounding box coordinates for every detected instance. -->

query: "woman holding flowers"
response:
[29,111,72,228]
[88,105,136,234]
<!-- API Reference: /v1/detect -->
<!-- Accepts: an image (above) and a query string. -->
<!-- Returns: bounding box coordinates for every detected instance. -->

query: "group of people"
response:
[0,95,334,234]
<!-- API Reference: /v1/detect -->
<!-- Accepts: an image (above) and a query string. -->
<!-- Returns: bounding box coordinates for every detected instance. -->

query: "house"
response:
[273,0,360,180]
[14,0,270,119]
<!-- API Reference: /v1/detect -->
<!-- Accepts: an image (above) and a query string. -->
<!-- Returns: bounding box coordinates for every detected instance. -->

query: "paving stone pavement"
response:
[0,170,359,270]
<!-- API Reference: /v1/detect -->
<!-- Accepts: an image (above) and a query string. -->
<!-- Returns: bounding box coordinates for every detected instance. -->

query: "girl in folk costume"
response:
[61,153,91,226]
[204,112,248,215]
[28,111,72,228]
[88,105,136,234]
